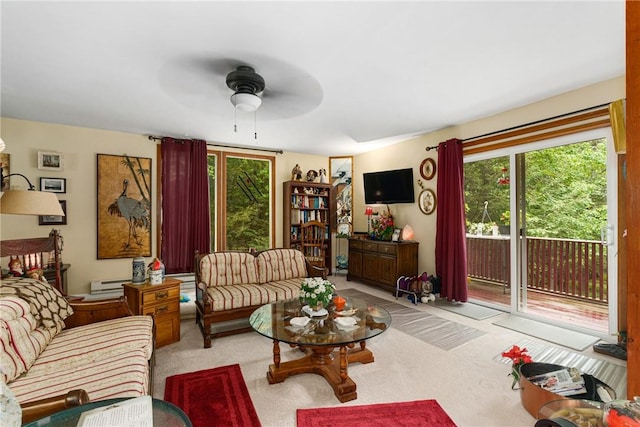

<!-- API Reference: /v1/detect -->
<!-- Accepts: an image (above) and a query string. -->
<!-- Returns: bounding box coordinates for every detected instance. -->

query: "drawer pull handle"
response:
[383,248,389,253]
[155,291,168,300]
[156,305,168,314]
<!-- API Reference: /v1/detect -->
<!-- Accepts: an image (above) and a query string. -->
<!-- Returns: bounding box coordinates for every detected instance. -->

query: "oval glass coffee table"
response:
[249,296,391,402]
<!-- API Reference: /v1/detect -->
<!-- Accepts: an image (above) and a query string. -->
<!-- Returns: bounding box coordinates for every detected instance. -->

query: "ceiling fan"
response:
[158,55,324,124]
[226,65,266,113]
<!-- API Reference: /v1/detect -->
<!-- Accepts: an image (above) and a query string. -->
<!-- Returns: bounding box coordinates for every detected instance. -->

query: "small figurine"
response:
[318,168,328,183]
[26,267,46,282]
[292,164,303,181]
[306,169,318,182]
[8,257,23,277]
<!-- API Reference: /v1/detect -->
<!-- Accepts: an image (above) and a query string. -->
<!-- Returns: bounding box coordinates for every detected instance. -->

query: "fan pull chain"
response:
[234,106,237,133]
[254,110,258,140]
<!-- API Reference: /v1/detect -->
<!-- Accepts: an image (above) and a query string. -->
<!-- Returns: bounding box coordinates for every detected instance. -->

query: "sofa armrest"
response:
[305,260,328,279]
[21,389,90,424]
[64,296,133,329]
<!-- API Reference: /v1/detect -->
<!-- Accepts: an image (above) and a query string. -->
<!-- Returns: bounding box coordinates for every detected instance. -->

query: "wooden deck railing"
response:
[466,235,608,303]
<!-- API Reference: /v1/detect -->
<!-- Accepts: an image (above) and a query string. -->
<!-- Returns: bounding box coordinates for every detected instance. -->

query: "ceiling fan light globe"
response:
[230,93,261,112]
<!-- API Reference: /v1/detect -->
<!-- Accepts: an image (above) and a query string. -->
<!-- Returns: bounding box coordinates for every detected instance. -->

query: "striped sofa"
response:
[194,248,326,348]
[0,277,154,423]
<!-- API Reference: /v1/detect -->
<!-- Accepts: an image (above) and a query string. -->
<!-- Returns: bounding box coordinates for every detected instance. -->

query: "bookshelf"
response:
[283,180,335,271]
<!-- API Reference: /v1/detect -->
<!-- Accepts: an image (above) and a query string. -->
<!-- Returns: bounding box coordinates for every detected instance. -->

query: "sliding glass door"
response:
[465,128,617,336]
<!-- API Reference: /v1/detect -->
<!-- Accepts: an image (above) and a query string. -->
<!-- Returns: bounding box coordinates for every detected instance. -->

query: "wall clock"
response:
[419,158,436,180]
[418,189,436,215]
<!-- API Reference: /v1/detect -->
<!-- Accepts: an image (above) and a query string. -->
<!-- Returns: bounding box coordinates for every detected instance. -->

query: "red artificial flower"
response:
[501,345,532,365]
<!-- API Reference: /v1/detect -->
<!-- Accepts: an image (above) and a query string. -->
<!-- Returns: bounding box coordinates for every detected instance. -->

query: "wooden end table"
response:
[122,278,182,348]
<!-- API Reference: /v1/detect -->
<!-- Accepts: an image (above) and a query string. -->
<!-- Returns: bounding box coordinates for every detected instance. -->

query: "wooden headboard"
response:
[0,229,64,293]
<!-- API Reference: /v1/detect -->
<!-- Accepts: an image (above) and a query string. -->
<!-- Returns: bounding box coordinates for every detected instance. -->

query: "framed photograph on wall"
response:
[97,153,151,259]
[0,153,10,191]
[39,200,67,225]
[38,151,64,171]
[40,177,66,193]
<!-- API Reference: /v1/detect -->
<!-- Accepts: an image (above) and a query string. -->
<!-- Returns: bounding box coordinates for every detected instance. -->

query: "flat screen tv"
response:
[363,168,415,204]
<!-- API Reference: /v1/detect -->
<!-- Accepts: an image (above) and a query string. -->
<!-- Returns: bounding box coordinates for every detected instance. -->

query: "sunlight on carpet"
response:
[340,288,485,351]
[297,399,457,427]
[494,338,627,399]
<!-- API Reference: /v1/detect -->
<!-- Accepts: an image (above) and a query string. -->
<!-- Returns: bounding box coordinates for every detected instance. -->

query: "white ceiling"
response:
[0,1,625,156]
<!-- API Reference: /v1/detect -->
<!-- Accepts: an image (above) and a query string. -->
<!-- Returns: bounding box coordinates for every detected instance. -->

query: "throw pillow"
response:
[0,277,73,331]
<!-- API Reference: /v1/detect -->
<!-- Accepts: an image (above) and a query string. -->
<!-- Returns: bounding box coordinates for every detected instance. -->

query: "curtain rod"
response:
[148,135,283,154]
[424,102,612,151]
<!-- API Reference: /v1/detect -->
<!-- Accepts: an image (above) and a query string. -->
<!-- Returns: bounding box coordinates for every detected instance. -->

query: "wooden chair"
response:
[299,220,326,269]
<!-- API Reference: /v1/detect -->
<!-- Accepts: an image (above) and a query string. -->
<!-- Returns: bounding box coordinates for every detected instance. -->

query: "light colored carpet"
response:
[493,315,600,351]
[435,298,504,320]
[495,338,627,400]
[340,288,486,351]
[153,278,626,427]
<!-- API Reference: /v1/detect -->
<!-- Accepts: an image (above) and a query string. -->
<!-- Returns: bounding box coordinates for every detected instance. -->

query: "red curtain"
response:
[435,138,468,302]
[160,138,210,274]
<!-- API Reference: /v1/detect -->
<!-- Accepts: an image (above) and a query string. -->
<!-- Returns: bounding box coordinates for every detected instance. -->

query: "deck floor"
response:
[467,280,609,333]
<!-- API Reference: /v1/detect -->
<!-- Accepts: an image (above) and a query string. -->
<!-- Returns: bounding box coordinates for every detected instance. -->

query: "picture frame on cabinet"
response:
[38,151,64,171]
[391,228,402,242]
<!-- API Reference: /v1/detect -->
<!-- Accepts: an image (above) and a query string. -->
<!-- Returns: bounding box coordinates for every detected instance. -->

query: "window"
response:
[207,151,275,251]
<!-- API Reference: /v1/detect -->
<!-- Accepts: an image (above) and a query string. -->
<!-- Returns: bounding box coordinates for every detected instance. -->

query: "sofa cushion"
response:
[0,277,73,331]
[205,283,275,311]
[256,249,308,283]
[8,347,150,404]
[199,252,259,287]
[261,279,304,301]
[25,315,154,378]
[0,297,56,383]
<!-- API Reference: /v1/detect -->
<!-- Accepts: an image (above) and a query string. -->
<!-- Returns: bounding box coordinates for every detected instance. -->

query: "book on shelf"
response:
[527,367,587,396]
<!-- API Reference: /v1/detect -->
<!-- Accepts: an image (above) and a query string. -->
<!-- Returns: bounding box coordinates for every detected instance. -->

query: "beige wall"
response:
[0,75,624,293]
[0,119,326,294]
[352,76,625,277]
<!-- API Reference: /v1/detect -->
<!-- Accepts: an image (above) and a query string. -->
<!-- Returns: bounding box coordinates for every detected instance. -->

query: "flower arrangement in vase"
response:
[370,208,394,241]
[299,277,335,311]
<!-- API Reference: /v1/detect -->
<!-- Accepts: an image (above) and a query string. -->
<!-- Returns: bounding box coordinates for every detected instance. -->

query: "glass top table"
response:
[249,296,391,402]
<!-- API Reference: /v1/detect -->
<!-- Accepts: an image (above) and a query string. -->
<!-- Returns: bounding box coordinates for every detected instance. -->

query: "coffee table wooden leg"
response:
[272,340,280,368]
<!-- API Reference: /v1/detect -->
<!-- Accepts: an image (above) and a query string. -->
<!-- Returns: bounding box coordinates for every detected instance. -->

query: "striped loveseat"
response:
[194,248,326,348]
[0,277,154,423]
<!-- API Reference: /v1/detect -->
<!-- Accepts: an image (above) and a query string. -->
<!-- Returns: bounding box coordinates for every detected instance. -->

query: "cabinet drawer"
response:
[377,244,397,256]
[141,300,179,316]
[349,239,363,250]
[141,287,180,306]
[362,242,377,252]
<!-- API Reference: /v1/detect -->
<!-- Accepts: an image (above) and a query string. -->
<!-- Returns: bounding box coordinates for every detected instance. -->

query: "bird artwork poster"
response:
[97,153,152,259]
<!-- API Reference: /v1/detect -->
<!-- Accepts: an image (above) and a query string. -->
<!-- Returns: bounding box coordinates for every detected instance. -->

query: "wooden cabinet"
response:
[122,278,181,348]
[283,180,335,270]
[347,238,418,290]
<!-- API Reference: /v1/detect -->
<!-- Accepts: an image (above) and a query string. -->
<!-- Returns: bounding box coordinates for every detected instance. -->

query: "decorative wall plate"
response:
[419,158,436,180]
[418,189,436,215]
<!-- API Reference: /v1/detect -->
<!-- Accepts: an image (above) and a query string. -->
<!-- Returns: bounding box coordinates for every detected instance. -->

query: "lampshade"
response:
[230,93,262,112]
[364,206,374,215]
[0,190,65,216]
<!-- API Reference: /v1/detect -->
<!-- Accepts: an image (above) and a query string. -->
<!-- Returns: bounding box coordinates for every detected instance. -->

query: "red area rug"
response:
[297,399,457,427]
[164,364,261,427]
